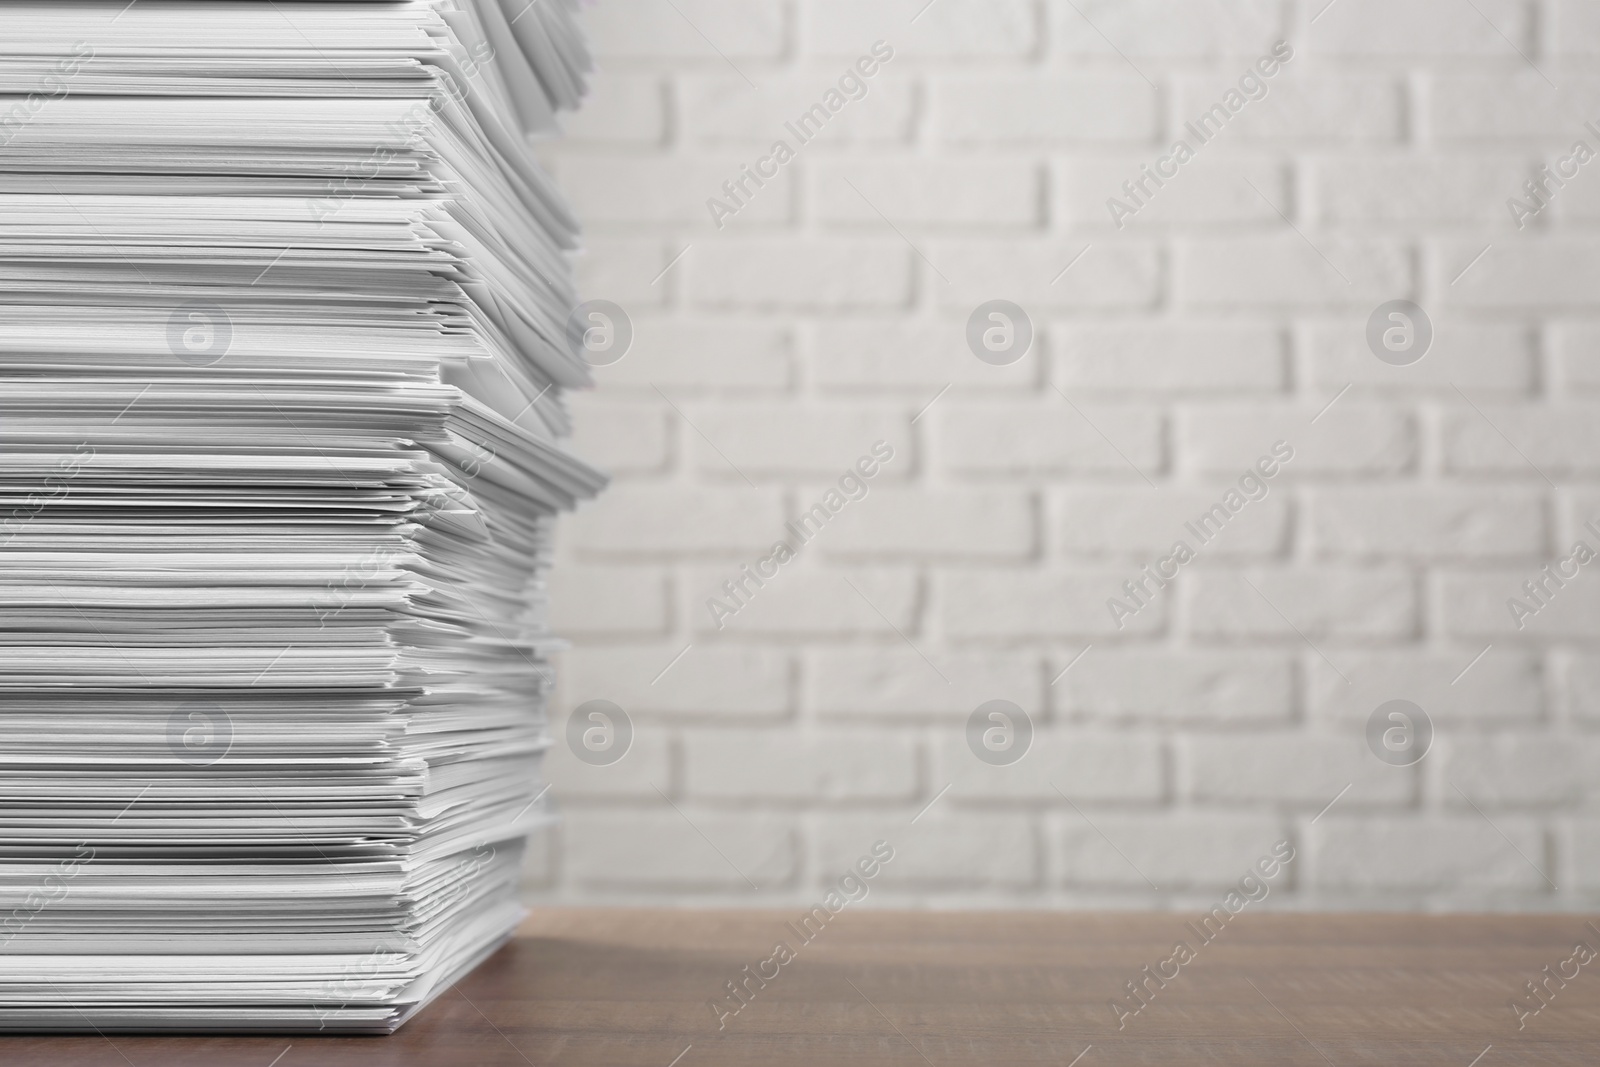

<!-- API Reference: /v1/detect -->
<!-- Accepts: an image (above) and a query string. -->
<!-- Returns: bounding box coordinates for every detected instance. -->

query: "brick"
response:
[683,729,919,801]
[1183,735,1411,806]
[1180,406,1416,476]
[1305,318,1534,394]
[521,825,558,890]
[1569,655,1600,723]
[1055,489,1290,558]
[680,72,917,144]
[813,158,1041,229]
[564,645,790,718]
[1306,650,1545,725]
[689,562,918,637]
[934,75,1159,143]
[1308,0,1530,57]
[933,730,1165,803]
[810,319,1039,392]
[689,241,914,309]
[1551,323,1600,393]
[1185,567,1417,640]
[1550,155,1600,225]
[820,487,1036,560]
[574,238,672,309]
[805,0,1037,57]
[1052,0,1282,57]
[817,814,1041,889]
[1309,818,1548,891]
[530,0,1600,912]
[1307,488,1547,559]
[542,727,674,800]
[1054,321,1285,394]
[1441,403,1600,475]
[686,404,908,478]
[1563,489,1600,545]
[1060,155,1288,229]
[806,648,1042,719]
[547,564,671,637]
[935,240,1161,310]
[940,403,1165,477]
[566,396,671,474]
[562,810,797,890]
[1061,651,1294,725]
[1177,237,1411,307]
[1174,75,1403,142]
[1569,821,1600,889]
[941,568,1168,640]
[556,155,794,227]
[595,319,792,392]
[1440,241,1600,311]
[1437,569,1600,640]
[1443,735,1586,808]
[1059,815,1286,890]
[560,73,666,144]
[582,0,785,59]
[1427,76,1600,140]
[1553,0,1600,52]
[1310,155,1530,227]
[567,486,785,556]
[1552,0,1600,56]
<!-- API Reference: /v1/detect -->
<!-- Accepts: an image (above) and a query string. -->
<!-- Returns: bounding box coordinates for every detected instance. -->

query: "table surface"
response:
[2,909,1598,1066]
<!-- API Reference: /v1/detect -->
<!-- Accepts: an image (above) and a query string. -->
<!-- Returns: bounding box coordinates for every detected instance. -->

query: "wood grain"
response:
[1,909,1597,1065]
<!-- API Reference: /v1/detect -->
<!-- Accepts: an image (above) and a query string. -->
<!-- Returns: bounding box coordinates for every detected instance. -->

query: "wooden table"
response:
[2,909,1597,1065]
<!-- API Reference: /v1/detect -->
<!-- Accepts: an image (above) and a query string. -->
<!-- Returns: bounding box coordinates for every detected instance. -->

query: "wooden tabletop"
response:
[2,909,1598,1065]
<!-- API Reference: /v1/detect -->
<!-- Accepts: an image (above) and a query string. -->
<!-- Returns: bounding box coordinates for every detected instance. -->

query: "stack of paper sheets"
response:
[0,0,602,1032]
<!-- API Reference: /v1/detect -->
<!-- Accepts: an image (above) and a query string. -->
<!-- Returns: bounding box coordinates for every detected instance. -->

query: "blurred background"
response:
[529,0,1599,911]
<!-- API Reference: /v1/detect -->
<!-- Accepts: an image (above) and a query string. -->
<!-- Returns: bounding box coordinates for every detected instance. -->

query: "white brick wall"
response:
[535,0,1600,911]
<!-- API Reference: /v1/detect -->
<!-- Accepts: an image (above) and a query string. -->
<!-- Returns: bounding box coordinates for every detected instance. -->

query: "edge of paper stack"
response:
[0,0,604,1032]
